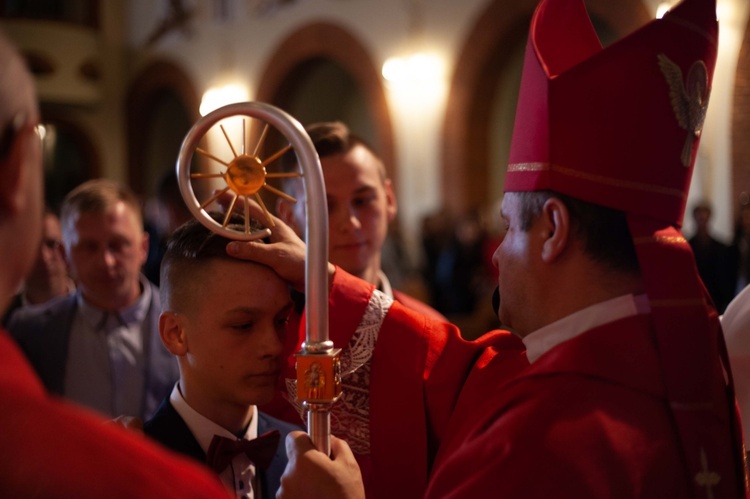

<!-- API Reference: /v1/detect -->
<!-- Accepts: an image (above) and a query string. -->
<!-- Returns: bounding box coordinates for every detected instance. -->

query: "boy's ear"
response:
[159,311,188,356]
[383,178,398,223]
[275,197,298,230]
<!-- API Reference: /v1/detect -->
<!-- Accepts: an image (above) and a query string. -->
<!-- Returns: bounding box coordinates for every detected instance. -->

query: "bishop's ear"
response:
[159,311,188,356]
[540,197,571,263]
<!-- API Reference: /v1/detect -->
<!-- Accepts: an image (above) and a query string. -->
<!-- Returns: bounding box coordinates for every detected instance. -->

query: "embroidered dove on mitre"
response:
[657,53,710,167]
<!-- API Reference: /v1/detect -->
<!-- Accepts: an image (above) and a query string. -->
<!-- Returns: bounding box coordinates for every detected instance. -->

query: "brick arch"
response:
[125,59,200,194]
[733,15,750,216]
[256,21,394,179]
[442,0,652,214]
[36,110,100,211]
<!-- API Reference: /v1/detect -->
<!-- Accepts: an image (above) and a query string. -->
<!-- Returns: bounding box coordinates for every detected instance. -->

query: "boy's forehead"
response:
[207,255,262,273]
[323,146,382,182]
[188,258,289,312]
[204,257,284,286]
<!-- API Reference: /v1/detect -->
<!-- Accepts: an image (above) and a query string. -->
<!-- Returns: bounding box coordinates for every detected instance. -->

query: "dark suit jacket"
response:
[144,397,302,498]
[1,293,23,327]
[7,281,178,419]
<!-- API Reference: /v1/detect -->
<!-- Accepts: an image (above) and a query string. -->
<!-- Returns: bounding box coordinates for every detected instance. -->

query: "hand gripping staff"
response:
[175,102,342,455]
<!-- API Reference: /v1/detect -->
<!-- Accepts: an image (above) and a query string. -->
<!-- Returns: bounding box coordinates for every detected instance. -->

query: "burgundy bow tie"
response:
[205,430,281,473]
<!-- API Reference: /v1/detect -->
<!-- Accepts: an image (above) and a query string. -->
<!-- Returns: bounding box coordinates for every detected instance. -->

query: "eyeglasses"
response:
[0,113,42,160]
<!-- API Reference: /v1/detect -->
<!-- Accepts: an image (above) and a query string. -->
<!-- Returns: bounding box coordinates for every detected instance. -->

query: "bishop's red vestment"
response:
[321,270,741,498]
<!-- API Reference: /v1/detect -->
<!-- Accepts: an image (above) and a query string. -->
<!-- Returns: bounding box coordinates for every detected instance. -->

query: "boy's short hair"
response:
[159,213,265,310]
[280,121,386,190]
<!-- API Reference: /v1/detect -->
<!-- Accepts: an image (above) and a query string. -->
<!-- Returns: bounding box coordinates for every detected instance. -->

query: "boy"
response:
[144,216,302,499]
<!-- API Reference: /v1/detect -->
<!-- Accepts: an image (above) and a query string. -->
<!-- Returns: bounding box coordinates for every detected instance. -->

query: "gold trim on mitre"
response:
[633,234,688,245]
[507,162,686,199]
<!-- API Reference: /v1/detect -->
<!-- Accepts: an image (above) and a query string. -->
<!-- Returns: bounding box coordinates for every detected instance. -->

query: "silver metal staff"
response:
[175,101,341,455]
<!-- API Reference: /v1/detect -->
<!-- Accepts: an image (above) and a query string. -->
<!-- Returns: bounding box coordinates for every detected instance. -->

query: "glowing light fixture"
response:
[657,1,728,22]
[200,83,249,116]
[381,0,445,98]
[382,52,444,84]
[716,1,734,23]
[656,2,672,19]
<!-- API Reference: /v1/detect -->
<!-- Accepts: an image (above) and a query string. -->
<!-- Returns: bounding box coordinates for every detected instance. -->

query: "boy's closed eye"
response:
[231,321,256,332]
[223,307,260,333]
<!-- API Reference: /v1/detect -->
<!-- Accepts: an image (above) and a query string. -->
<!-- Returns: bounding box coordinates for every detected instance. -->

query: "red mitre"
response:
[506,0,748,496]
[506,0,716,227]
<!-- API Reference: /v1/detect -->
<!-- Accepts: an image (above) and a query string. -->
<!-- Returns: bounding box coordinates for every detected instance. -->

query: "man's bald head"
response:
[0,31,38,134]
[0,29,43,314]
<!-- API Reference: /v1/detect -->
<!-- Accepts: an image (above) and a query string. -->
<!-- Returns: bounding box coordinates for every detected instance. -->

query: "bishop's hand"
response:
[277,431,364,499]
[225,200,335,293]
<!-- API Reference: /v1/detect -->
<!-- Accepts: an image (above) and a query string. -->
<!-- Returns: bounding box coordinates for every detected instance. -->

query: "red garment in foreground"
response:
[0,330,230,499]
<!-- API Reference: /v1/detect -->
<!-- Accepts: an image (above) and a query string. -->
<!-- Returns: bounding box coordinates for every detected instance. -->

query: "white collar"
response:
[376,270,394,299]
[169,382,258,454]
[523,294,650,363]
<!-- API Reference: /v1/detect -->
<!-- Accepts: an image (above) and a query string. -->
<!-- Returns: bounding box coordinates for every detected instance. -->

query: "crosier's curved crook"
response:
[175,101,340,455]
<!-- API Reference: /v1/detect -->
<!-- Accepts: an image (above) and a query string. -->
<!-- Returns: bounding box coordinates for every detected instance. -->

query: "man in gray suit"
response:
[9,179,177,420]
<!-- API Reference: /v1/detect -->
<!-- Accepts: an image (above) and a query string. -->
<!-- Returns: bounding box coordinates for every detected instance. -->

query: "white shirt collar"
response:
[376,270,394,299]
[523,294,650,364]
[170,383,261,497]
[169,382,258,454]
